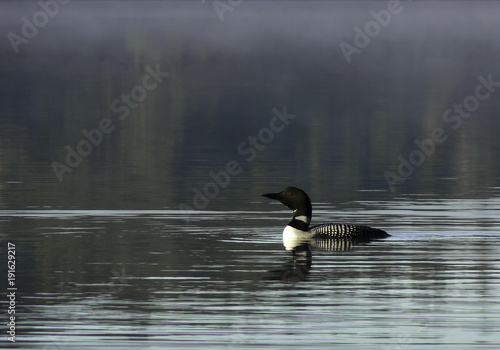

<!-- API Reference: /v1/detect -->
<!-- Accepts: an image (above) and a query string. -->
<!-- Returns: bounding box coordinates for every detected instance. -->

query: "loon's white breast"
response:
[282,225,314,251]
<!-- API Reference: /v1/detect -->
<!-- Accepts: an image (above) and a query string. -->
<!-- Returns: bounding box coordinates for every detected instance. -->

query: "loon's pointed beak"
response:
[262,192,283,201]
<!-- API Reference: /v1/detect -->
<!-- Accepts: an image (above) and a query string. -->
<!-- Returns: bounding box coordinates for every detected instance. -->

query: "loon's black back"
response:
[309,223,389,240]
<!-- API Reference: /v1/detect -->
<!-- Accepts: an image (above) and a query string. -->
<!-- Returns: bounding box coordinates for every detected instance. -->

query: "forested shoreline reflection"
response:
[1,1,500,211]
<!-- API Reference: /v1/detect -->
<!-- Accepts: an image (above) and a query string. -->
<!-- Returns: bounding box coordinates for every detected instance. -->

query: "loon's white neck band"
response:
[294,215,311,224]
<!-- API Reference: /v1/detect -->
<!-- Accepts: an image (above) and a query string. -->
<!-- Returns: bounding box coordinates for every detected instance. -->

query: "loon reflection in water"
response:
[262,186,389,250]
[267,237,370,282]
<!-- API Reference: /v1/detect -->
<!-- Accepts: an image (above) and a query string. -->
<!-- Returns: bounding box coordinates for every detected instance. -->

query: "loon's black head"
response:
[262,187,312,219]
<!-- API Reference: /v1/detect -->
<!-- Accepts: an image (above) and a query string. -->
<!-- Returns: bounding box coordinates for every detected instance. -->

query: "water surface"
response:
[2,201,500,349]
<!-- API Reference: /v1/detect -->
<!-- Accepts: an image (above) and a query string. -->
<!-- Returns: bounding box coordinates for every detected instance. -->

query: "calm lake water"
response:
[1,1,500,349]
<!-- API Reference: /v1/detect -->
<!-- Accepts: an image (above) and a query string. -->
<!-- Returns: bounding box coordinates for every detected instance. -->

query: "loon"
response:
[262,187,389,248]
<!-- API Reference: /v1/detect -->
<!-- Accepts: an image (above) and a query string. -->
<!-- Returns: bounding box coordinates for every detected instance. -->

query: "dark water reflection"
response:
[1,1,500,211]
[1,1,500,349]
